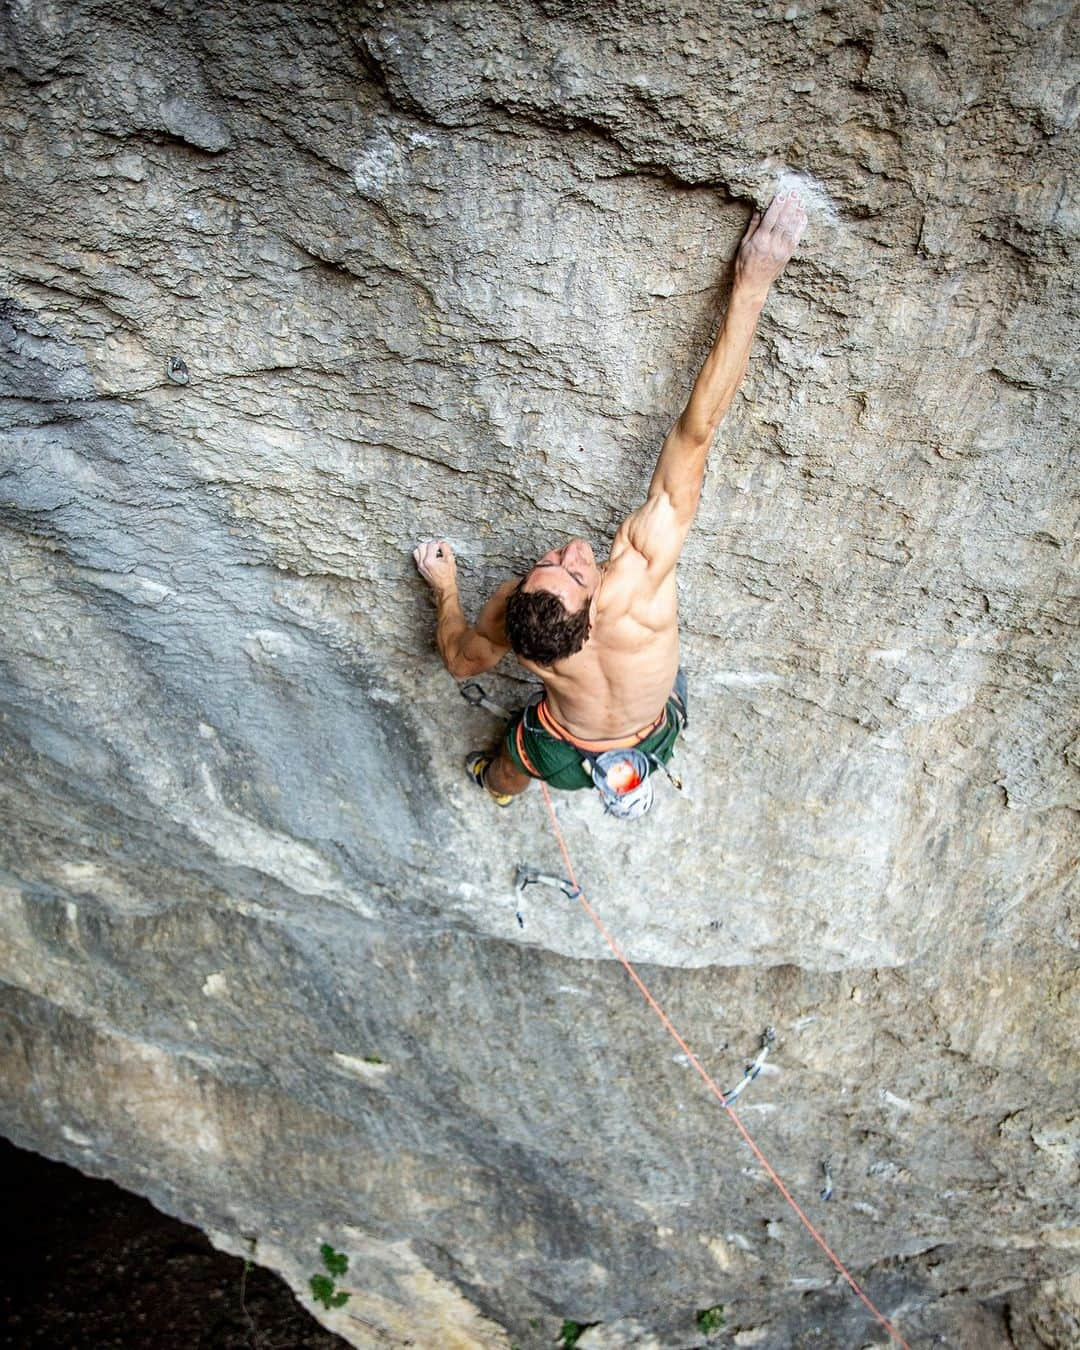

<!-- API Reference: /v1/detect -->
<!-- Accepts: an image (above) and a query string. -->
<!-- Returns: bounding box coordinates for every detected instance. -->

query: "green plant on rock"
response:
[310,1241,351,1310]
[559,1321,585,1347]
[696,1304,726,1335]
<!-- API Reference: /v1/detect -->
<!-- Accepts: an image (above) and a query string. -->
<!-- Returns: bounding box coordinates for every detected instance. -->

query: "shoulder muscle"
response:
[610,490,688,581]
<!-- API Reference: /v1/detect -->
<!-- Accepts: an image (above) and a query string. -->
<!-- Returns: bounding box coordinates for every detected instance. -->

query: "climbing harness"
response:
[579,675,687,818]
[461,680,683,818]
[533,779,911,1349]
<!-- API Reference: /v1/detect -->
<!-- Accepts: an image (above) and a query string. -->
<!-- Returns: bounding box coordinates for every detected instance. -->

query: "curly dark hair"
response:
[504,579,591,667]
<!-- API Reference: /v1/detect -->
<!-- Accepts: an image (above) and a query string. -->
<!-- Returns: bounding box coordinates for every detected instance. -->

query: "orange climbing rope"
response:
[537,781,911,1350]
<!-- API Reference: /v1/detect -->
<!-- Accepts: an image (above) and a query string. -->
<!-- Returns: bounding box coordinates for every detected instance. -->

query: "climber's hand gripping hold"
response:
[735,189,808,298]
[412,538,456,589]
[414,538,516,684]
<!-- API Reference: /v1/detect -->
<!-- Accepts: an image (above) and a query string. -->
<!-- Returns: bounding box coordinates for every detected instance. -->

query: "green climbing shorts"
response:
[504,691,683,792]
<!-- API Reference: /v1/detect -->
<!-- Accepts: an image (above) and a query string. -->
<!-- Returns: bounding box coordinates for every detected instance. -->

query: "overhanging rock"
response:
[1,2,1077,1345]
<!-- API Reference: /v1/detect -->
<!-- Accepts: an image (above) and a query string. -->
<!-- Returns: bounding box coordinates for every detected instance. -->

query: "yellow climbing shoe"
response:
[466,752,514,806]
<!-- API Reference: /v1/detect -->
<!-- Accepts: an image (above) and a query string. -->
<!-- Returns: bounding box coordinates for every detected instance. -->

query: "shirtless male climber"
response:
[414,189,808,805]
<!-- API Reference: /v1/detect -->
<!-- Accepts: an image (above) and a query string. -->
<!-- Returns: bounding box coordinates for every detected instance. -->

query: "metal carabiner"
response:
[459,680,512,720]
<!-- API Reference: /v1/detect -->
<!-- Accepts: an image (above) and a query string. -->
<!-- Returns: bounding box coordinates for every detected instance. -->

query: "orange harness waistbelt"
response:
[534,697,667,752]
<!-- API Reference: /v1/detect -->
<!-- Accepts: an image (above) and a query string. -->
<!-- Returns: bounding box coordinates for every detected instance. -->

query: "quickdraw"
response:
[513,863,778,1109]
[533,779,911,1348]
[720,1027,777,1105]
[512,864,581,927]
[459,680,511,720]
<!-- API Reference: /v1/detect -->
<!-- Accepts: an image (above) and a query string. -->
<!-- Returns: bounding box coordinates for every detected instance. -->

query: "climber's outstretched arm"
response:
[413,539,514,678]
[612,190,808,581]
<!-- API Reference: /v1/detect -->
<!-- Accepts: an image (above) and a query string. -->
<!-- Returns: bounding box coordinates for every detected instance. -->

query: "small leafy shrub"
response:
[310,1241,351,1310]
[696,1304,726,1335]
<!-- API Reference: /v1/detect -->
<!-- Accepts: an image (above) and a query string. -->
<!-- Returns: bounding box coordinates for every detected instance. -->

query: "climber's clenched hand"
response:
[413,538,457,592]
[734,189,808,299]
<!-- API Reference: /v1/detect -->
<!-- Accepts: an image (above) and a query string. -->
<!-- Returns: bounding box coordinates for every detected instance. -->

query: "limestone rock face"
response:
[1,1,1077,1345]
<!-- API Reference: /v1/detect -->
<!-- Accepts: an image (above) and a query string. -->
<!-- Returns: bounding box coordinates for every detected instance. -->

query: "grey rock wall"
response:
[1,1,1077,1346]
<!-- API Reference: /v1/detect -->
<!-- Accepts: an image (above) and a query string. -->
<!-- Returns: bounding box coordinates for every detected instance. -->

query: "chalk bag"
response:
[585,747,655,820]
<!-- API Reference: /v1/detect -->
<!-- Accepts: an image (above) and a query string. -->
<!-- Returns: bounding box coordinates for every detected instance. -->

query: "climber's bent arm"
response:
[436,576,516,679]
